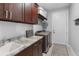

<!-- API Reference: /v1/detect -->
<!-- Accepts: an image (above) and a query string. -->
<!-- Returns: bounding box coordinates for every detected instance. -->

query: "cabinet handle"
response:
[34,3,38,7]
[5,10,8,18]
[10,11,12,19]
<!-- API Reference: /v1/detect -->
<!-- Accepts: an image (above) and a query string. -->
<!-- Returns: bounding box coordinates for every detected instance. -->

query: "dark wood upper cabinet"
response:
[31,3,38,24]
[4,3,23,22]
[9,3,23,22]
[24,3,38,24]
[24,3,32,23]
[0,4,4,19]
[3,3,9,20]
[0,3,39,24]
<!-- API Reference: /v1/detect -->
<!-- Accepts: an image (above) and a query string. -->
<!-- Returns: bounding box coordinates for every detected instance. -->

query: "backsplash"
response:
[0,21,33,40]
[33,19,43,35]
[26,30,33,37]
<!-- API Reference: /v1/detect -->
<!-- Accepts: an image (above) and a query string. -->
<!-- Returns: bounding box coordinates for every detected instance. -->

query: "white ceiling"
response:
[38,3,71,12]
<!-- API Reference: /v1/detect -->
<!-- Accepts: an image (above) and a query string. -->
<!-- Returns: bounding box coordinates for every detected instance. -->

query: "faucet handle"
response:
[7,39,11,42]
[0,40,4,47]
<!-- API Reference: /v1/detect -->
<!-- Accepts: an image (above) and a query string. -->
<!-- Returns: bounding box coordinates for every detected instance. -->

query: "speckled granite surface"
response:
[0,36,43,56]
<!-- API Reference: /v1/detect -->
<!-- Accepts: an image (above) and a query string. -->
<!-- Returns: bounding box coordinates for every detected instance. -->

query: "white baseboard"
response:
[53,42,68,45]
[66,44,76,56]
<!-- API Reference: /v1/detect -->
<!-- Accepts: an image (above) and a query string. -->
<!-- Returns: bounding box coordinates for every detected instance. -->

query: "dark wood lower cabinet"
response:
[15,46,33,56]
[38,40,42,56]
[33,39,42,56]
[15,39,42,56]
[33,42,39,56]
[35,32,52,53]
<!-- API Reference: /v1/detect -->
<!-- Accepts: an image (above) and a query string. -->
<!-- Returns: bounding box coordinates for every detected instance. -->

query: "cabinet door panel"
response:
[8,3,23,22]
[4,3,23,22]
[31,3,38,24]
[2,3,38,24]
[38,40,42,56]
[33,42,39,56]
[16,39,43,56]
[15,46,33,56]
[33,40,42,56]
[24,3,32,23]
[0,3,4,19]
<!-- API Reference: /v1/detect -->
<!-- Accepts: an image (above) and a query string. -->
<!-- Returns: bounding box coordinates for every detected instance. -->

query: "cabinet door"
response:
[15,46,33,56]
[0,3,4,19]
[24,3,32,23]
[4,3,23,22]
[4,3,9,20]
[8,3,23,22]
[31,3,38,24]
[33,42,39,56]
[38,40,42,56]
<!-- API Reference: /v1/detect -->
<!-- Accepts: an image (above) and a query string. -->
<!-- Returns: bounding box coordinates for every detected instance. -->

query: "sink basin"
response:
[0,42,24,56]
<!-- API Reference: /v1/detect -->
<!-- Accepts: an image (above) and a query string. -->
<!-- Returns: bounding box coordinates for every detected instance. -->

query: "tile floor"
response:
[43,43,76,56]
[52,43,69,56]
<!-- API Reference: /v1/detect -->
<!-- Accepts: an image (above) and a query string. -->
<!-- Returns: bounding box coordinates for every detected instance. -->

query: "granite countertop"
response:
[15,36,43,47]
[36,31,51,35]
[0,36,43,56]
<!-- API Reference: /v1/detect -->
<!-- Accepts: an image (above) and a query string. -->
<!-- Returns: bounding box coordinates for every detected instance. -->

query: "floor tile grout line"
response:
[52,43,69,56]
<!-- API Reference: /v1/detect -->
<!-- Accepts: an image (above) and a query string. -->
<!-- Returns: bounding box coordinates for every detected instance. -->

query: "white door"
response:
[52,9,68,44]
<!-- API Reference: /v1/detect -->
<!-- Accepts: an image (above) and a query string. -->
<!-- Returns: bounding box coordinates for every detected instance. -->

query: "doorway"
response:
[52,9,68,44]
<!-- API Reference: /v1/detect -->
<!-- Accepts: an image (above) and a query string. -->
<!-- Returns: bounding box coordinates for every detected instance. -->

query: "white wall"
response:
[33,19,43,35]
[16,23,33,36]
[46,12,53,32]
[47,8,69,44]
[33,25,42,34]
[0,21,33,40]
[69,3,79,55]
[46,12,53,44]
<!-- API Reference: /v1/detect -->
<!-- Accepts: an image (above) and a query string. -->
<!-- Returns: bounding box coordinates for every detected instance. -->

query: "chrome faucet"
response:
[0,40,5,47]
[8,39,11,42]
